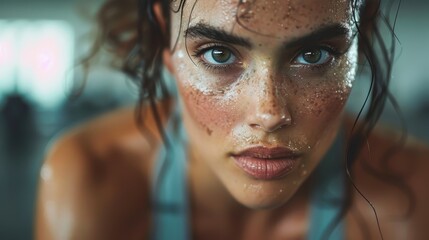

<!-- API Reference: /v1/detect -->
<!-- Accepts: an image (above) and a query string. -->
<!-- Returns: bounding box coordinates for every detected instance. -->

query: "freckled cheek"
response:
[179,83,241,136]
[293,79,351,125]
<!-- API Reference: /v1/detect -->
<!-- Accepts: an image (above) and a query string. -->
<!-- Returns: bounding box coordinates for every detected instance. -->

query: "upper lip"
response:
[232,146,301,159]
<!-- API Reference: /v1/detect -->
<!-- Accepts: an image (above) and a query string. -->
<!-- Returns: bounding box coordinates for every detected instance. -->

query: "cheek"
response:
[291,56,356,123]
[172,51,239,137]
[299,81,350,119]
[178,78,240,137]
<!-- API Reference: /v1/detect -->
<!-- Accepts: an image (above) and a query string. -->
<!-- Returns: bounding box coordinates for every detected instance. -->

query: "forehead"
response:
[170,0,355,39]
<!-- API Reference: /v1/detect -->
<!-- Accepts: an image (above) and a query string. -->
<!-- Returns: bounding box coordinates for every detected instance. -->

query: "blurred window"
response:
[0,20,74,109]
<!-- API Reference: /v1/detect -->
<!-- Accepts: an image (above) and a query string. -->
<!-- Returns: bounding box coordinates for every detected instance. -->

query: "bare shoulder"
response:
[365,124,429,184]
[35,102,172,240]
[347,123,429,240]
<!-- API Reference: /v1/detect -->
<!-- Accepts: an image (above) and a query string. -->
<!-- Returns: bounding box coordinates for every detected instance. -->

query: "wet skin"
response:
[166,0,358,209]
[35,0,429,239]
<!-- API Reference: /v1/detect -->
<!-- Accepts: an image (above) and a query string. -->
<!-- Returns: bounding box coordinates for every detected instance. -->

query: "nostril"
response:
[280,114,292,126]
[249,123,261,129]
[248,112,292,132]
[266,114,292,132]
[245,77,293,132]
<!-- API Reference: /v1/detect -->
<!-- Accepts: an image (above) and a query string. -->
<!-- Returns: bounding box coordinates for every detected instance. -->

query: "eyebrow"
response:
[185,23,252,48]
[185,23,351,49]
[282,24,352,50]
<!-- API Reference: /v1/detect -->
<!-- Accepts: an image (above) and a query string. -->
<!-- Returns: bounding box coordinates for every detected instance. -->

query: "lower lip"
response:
[233,156,299,180]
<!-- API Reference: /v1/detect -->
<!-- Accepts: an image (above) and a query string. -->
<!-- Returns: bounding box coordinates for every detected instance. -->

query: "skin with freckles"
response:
[34,0,429,239]
[167,0,358,209]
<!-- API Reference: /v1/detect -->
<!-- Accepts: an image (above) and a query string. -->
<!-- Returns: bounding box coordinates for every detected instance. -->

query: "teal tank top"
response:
[151,108,346,240]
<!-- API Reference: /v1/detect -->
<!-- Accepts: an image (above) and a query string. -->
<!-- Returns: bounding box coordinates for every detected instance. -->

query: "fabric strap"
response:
[151,109,190,240]
[308,130,346,240]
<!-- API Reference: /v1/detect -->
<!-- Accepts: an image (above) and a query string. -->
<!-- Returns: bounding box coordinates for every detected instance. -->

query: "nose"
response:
[246,71,293,133]
[249,112,292,132]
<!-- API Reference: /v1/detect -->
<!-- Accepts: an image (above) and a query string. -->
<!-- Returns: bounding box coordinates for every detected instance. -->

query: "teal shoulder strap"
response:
[308,130,346,240]
[151,109,190,240]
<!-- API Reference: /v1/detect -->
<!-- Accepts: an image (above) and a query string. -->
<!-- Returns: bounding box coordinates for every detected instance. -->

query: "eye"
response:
[294,48,332,65]
[201,46,237,65]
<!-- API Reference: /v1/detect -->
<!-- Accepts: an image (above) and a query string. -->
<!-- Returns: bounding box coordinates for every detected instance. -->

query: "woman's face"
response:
[167,0,359,209]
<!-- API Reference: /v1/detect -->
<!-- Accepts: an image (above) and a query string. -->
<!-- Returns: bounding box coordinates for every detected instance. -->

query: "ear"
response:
[153,2,175,75]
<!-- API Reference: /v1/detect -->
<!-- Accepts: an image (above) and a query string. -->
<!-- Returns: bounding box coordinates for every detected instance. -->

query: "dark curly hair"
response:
[80,0,410,239]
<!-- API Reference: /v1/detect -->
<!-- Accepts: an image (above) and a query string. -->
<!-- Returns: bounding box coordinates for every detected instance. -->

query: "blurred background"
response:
[0,0,428,239]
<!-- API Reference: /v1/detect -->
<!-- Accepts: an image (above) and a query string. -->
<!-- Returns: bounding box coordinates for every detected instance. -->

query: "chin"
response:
[225,178,302,210]
[237,191,296,210]
[246,200,289,210]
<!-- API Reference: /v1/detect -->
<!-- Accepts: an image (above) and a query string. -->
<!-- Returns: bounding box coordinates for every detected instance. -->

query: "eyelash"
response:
[192,43,241,73]
[192,43,343,72]
[291,46,342,70]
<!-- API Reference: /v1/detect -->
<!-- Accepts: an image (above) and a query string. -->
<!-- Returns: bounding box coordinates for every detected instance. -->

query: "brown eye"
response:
[295,48,331,65]
[202,47,236,65]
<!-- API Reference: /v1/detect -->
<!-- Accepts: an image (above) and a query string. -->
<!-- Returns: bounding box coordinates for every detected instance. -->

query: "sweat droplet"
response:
[177,51,184,59]
[41,165,52,181]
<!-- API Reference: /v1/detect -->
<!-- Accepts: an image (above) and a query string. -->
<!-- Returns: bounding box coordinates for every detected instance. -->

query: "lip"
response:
[232,146,301,180]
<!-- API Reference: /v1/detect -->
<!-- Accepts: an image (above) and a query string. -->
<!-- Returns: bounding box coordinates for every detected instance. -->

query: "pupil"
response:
[212,48,231,63]
[303,49,322,64]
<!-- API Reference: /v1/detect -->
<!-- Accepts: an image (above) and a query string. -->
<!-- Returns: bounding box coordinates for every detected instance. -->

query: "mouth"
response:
[231,146,301,180]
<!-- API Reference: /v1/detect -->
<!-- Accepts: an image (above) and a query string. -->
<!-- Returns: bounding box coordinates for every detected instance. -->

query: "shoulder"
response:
[41,104,164,187]
[35,101,172,239]
[347,122,429,239]
[42,100,173,183]
[362,123,429,186]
